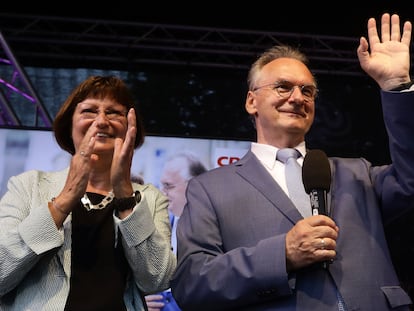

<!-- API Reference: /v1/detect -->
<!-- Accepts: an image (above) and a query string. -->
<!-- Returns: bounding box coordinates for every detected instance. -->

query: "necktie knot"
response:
[277,148,301,164]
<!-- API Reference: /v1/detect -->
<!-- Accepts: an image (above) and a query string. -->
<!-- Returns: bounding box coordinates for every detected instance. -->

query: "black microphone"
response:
[302,149,331,216]
[302,149,332,269]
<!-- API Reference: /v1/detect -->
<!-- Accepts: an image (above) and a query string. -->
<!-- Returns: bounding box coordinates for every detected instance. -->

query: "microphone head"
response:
[302,149,331,194]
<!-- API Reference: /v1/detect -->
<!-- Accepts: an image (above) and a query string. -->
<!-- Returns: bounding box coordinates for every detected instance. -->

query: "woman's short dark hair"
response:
[53,75,145,155]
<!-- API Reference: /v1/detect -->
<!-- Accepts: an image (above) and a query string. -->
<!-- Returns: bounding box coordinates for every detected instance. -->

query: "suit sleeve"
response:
[171,177,292,311]
[374,91,414,223]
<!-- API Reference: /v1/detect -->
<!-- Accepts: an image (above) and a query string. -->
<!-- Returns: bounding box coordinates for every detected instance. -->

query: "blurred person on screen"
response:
[0,75,176,311]
[145,151,207,311]
[0,130,29,198]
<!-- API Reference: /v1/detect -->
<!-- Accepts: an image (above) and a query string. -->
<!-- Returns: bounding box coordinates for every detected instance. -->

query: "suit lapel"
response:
[235,151,303,224]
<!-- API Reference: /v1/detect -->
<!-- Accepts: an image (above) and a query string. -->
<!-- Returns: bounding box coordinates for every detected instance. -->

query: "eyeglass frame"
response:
[79,107,128,122]
[252,80,318,102]
[161,180,189,192]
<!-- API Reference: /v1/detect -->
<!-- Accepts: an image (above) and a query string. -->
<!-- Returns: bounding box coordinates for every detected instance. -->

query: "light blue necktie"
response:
[277,148,311,218]
[278,148,347,310]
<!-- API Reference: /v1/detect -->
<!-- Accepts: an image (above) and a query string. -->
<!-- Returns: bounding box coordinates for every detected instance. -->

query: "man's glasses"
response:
[161,182,177,192]
[161,181,188,192]
[253,81,318,102]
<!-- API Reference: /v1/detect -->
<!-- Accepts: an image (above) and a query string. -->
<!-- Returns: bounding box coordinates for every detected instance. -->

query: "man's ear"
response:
[245,91,257,115]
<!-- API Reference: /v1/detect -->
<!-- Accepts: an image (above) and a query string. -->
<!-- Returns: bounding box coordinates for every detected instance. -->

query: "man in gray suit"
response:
[171,13,414,310]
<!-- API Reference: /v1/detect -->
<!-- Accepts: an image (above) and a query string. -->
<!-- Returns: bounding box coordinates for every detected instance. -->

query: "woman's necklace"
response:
[81,190,114,211]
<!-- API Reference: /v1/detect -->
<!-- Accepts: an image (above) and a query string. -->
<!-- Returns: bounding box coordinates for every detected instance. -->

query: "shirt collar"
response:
[251,141,307,170]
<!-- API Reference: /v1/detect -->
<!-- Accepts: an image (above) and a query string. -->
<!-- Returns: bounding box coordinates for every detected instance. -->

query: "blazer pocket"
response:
[381,286,412,308]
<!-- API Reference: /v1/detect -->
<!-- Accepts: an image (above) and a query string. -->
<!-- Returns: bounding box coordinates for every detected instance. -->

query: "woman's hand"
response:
[111,108,137,197]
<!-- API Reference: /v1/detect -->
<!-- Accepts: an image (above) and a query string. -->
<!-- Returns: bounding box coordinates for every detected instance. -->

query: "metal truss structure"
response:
[0,31,52,127]
[0,13,366,75]
[0,13,409,127]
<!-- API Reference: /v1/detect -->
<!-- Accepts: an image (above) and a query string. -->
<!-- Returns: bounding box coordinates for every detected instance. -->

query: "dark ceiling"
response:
[6,2,413,36]
[1,3,413,77]
[114,4,412,37]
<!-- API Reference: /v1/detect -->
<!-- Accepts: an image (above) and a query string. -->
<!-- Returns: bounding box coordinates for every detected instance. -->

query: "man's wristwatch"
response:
[115,191,141,212]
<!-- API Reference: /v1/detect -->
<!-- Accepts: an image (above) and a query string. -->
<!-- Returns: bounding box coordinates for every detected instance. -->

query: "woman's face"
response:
[71,97,128,157]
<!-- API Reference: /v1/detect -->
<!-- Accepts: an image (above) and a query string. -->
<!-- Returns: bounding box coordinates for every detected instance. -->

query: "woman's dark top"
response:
[64,193,129,311]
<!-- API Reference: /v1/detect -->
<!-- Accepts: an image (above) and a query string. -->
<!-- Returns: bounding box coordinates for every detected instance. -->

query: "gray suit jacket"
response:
[0,168,176,311]
[172,91,414,310]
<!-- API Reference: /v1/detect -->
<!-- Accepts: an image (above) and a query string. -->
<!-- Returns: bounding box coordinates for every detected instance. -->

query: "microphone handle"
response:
[309,189,328,216]
[309,189,332,269]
